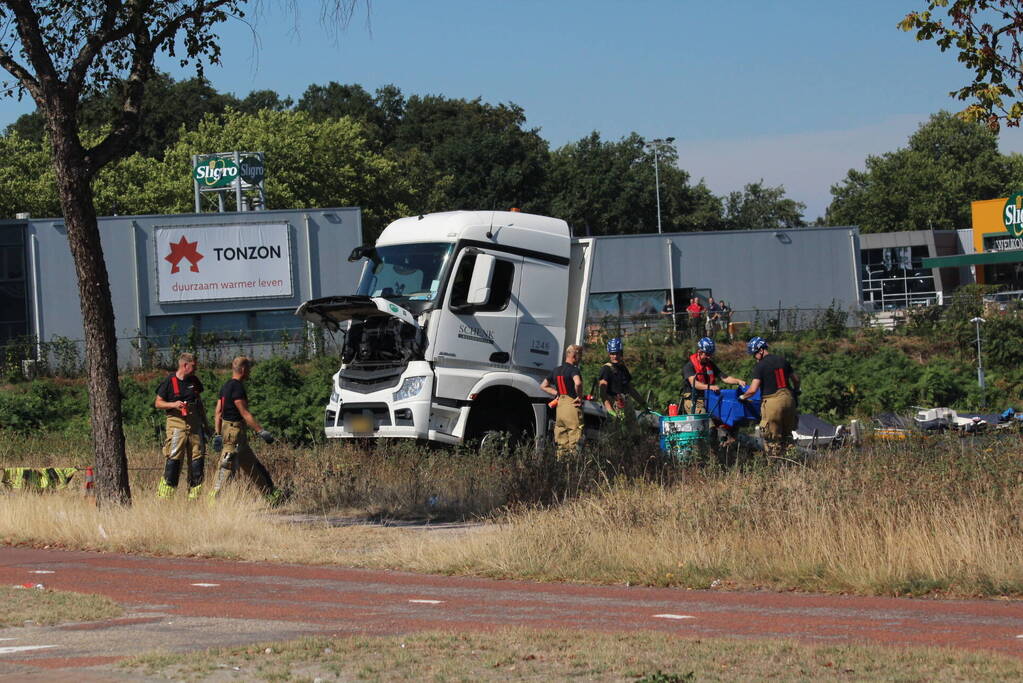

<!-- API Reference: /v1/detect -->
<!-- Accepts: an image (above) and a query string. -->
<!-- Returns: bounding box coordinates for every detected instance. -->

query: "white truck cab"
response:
[297,210,597,445]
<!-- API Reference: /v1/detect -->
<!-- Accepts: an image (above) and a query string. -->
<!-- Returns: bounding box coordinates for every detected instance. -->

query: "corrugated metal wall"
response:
[588,226,862,312]
[25,207,362,365]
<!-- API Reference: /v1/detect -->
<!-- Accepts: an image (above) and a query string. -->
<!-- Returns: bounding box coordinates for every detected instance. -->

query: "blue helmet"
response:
[747,336,768,355]
[606,337,623,354]
[697,337,716,355]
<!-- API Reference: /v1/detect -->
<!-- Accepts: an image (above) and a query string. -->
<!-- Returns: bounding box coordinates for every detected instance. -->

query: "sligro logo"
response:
[193,158,239,188]
[1003,193,1023,237]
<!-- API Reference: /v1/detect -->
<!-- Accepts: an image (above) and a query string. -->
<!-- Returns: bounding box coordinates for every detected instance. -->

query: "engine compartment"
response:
[342,316,425,364]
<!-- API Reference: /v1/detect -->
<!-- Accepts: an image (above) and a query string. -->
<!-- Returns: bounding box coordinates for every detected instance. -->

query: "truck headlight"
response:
[330,389,340,404]
[392,376,427,402]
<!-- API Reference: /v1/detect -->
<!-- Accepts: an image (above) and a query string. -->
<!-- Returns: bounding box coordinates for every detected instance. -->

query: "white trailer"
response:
[296,210,598,445]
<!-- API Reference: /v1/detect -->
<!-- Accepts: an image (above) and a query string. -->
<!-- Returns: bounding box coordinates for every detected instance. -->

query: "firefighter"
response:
[682,337,745,415]
[540,344,584,458]
[154,352,210,498]
[211,356,278,500]
[599,337,647,418]
[739,337,800,459]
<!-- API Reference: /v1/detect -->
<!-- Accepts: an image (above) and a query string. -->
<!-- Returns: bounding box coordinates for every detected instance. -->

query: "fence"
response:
[2,304,858,381]
[585,304,853,344]
[0,326,345,381]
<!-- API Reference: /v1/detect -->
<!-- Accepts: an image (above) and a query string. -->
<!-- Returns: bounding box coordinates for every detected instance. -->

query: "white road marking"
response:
[0,645,58,654]
[1016,634,1023,639]
[0,638,16,642]
[191,583,220,587]
[408,599,444,605]
[653,614,696,620]
[29,570,54,574]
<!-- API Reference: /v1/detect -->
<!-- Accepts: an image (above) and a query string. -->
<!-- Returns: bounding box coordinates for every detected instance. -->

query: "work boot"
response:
[156,478,176,499]
[157,459,182,498]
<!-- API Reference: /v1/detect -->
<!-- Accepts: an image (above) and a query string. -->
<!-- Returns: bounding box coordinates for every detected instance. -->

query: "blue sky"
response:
[3,0,1018,221]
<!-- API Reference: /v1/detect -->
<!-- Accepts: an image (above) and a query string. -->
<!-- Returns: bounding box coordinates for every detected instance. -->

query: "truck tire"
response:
[464,388,535,452]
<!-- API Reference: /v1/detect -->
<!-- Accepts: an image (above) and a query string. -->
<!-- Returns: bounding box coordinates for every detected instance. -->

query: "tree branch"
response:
[1,0,62,106]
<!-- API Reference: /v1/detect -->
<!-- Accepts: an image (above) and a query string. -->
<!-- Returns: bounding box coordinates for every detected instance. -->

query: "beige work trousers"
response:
[214,419,273,494]
[553,396,583,459]
[163,413,206,462]
[759,388,797,459]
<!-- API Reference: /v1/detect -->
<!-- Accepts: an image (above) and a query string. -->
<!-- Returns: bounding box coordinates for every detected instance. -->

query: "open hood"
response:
[295,295,419,332]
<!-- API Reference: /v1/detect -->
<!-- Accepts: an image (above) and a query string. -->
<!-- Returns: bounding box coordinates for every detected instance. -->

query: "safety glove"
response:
[258,430,275,444]
[212,434,223,453]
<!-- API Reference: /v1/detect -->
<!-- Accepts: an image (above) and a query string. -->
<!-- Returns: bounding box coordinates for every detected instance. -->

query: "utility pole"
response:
[644,137,675,234]
[971,316,986,408]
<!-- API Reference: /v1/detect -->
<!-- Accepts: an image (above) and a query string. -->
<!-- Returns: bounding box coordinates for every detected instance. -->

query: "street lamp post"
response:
[970,316,986,407]
[645,137,675,234]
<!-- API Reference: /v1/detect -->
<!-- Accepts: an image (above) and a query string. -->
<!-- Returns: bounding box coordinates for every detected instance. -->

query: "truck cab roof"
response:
[377,210,570,261]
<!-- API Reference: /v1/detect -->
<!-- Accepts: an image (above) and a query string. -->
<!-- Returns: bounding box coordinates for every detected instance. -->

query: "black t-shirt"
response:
[155,373,204,414]
[546,363,582,398]
[599,362,632,397]
[682,357,722,400]
[219,378,247,422]
[752,353,795,397]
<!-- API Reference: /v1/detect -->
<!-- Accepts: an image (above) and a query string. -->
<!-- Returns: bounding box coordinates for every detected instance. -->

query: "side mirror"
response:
[466,254,496,305]
[348,245,378,263]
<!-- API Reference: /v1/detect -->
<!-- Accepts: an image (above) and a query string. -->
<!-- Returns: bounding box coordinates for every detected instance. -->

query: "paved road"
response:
[1,546,1022,678]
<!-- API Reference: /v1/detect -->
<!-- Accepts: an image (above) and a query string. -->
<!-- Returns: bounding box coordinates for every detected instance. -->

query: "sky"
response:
[2,0,1019,221]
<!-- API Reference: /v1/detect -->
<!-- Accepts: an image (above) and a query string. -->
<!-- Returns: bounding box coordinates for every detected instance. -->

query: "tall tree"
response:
[722,181,806,230]
[390,95,550,214]
[0,1,359,506]
[826,111,1008,232]
[545,132,723,235]
[901,1,1023,130]
[7,72,243,158]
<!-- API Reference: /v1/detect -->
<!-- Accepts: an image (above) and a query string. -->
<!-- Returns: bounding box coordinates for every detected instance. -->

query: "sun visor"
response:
[295,295,419,331]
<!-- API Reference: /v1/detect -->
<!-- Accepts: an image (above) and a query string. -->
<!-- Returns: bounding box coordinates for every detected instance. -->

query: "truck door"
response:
[512,255,566,376]
[433,247,521,372]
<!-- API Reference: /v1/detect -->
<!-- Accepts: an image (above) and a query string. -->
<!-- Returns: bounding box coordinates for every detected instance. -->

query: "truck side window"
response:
[449,253,515,312]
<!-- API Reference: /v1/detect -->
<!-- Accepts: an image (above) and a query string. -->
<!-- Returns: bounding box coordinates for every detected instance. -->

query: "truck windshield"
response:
[355,242,454,305]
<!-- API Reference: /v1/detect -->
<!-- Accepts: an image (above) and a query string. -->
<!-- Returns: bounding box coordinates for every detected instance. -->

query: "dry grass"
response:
[382,435,1023,596]
[0,486,409,564]
[4,429,1023,597]
[0,585,123,627]
[124,629,1023,681]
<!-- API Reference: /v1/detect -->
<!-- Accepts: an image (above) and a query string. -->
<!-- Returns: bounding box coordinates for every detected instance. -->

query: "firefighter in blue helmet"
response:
[740,337,800,459]
[599,337,646,417]
[682,337,745,415]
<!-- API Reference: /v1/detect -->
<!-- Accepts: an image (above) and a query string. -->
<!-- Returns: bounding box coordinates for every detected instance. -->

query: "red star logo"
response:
[165,236,203,274]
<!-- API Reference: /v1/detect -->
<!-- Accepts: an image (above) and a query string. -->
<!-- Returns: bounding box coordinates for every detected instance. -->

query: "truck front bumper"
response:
[324,367,458,442]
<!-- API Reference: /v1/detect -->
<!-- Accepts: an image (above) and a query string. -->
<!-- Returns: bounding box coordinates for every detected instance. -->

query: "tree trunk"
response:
[48,120,131,507]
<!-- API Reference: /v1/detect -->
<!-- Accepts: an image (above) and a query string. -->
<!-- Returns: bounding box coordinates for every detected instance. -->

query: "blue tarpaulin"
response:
[705,388,761,428]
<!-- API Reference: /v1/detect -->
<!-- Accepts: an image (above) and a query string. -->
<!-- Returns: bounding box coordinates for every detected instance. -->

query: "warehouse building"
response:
[2,210,866,366]
[0,207,363,365]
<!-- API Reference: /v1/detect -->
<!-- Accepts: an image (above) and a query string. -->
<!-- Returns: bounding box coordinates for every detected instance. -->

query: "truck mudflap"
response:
[295,295,418,332]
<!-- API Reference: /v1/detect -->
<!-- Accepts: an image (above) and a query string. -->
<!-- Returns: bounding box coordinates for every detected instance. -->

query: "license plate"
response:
[348,415,374,434]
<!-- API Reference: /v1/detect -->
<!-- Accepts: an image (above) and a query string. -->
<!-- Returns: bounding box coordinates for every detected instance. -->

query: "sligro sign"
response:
[193,158,239,188]
[1003,193,1023,237]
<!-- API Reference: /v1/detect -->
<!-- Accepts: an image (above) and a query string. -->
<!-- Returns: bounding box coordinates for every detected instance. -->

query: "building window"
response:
[0,225,29,345]
[146,309,305,346]
[861,245,936,309]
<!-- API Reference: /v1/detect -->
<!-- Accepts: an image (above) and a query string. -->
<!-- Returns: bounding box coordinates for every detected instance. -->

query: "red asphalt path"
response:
[2,546,1023,671]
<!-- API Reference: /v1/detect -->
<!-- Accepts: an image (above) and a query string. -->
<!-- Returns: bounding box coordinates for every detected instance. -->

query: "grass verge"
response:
[5,430,1023,598]
[0,585,122,627]
[0,486,410,564]
[123,629,1023,681]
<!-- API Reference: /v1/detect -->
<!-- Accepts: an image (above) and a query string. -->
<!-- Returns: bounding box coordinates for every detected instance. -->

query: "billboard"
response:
[156,223,292,303]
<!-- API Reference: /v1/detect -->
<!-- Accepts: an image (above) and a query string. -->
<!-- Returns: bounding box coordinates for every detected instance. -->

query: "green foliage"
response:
[722,180,806,229]
[826,112,1009,232]
[900,2,1023,131]
[545,132,727,235]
